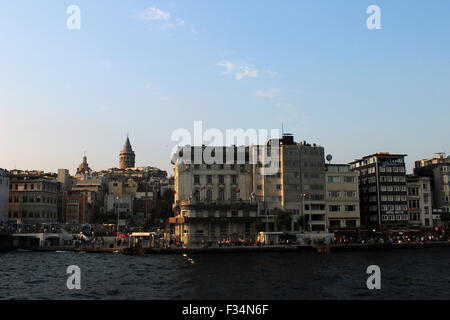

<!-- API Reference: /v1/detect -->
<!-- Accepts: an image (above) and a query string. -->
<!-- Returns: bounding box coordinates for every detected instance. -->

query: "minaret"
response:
[119,134,135,169]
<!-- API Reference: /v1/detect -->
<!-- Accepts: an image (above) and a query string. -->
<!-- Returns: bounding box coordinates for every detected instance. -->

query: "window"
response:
[329,205,340,212]
[345,205,357,212]
[219,189,225,201]
[206,189,212,201]
[346,220,357,228]
[231,175,237,184]
[194,175,200,185]
[344,176,355,183]
[329,220,341,228]
[219,175,224,184]
[207,175,212,184]
[344,191,357,198]
[328,176,340,183]
[328,191,340,198]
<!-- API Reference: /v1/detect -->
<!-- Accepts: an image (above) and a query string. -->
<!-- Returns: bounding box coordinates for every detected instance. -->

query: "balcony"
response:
[169,216,258,224]
[174,199,257,211]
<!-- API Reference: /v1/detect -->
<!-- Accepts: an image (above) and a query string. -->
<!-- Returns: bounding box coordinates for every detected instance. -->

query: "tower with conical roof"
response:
[119,134,135,169]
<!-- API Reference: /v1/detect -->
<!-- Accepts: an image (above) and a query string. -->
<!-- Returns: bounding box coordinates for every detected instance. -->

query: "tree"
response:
[254,219,265,233]
[151,189,174,228]
[440,212,450,230]
[274,209,292,231]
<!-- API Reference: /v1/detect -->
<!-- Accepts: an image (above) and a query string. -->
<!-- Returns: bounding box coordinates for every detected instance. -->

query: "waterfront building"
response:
[170,145,259,246]
[0,169,9,222]
[325,164,360,231]
[350,153,408,230]
[57,169,71,192]
[406,174,434,228]
[414,154,450,214]
[253,134,327,232]
[119,135,136,169]
[105,193,134,220]
[62,191,87,223]
[71,173,106,221]
[8,174,59,223]
[105,178,136,224]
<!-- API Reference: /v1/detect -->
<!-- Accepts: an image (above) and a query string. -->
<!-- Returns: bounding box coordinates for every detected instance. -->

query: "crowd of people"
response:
[331,232,448,245]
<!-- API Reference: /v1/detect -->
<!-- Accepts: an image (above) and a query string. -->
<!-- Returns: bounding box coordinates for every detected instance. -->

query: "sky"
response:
[0,0,449,176]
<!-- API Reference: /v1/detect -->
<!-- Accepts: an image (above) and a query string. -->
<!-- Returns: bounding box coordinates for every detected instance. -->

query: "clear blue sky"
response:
[1,0,449,175]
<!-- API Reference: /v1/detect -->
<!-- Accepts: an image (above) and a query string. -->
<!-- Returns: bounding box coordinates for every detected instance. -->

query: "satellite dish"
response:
[326,154,333,163]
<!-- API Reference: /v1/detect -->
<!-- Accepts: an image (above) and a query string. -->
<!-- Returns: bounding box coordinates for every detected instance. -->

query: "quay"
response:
[5,241,450,255]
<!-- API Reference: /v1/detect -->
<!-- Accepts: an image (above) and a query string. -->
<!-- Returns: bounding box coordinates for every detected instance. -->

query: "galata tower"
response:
[119,135,135,169]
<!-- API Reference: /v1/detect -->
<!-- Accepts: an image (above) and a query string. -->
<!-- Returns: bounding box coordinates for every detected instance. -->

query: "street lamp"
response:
[116,195,120,246]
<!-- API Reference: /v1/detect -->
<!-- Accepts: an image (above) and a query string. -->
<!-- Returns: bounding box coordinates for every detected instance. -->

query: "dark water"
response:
[1,248,450,299]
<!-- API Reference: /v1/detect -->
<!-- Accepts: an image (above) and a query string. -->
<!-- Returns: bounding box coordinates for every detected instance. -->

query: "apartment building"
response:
[325,164,360,230]
[253,134,327,232]
[8,175,59,223]
[414,154,450,214]
[350,153,408,230]
[62,191,87,223]
[0,169,9,222]
[406,174,433,228]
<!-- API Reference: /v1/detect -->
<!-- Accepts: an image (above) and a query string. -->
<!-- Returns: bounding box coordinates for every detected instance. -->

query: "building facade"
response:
[414,154,450,214]
[350,153,408,230]
[62,191,87,223]
[8,176,59,223]
[325,164,360,230]
[253,135,327,232]
[170,146,259,246]
[0,169,9,222]
[406,174,433,228]
[71,174,106,222]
